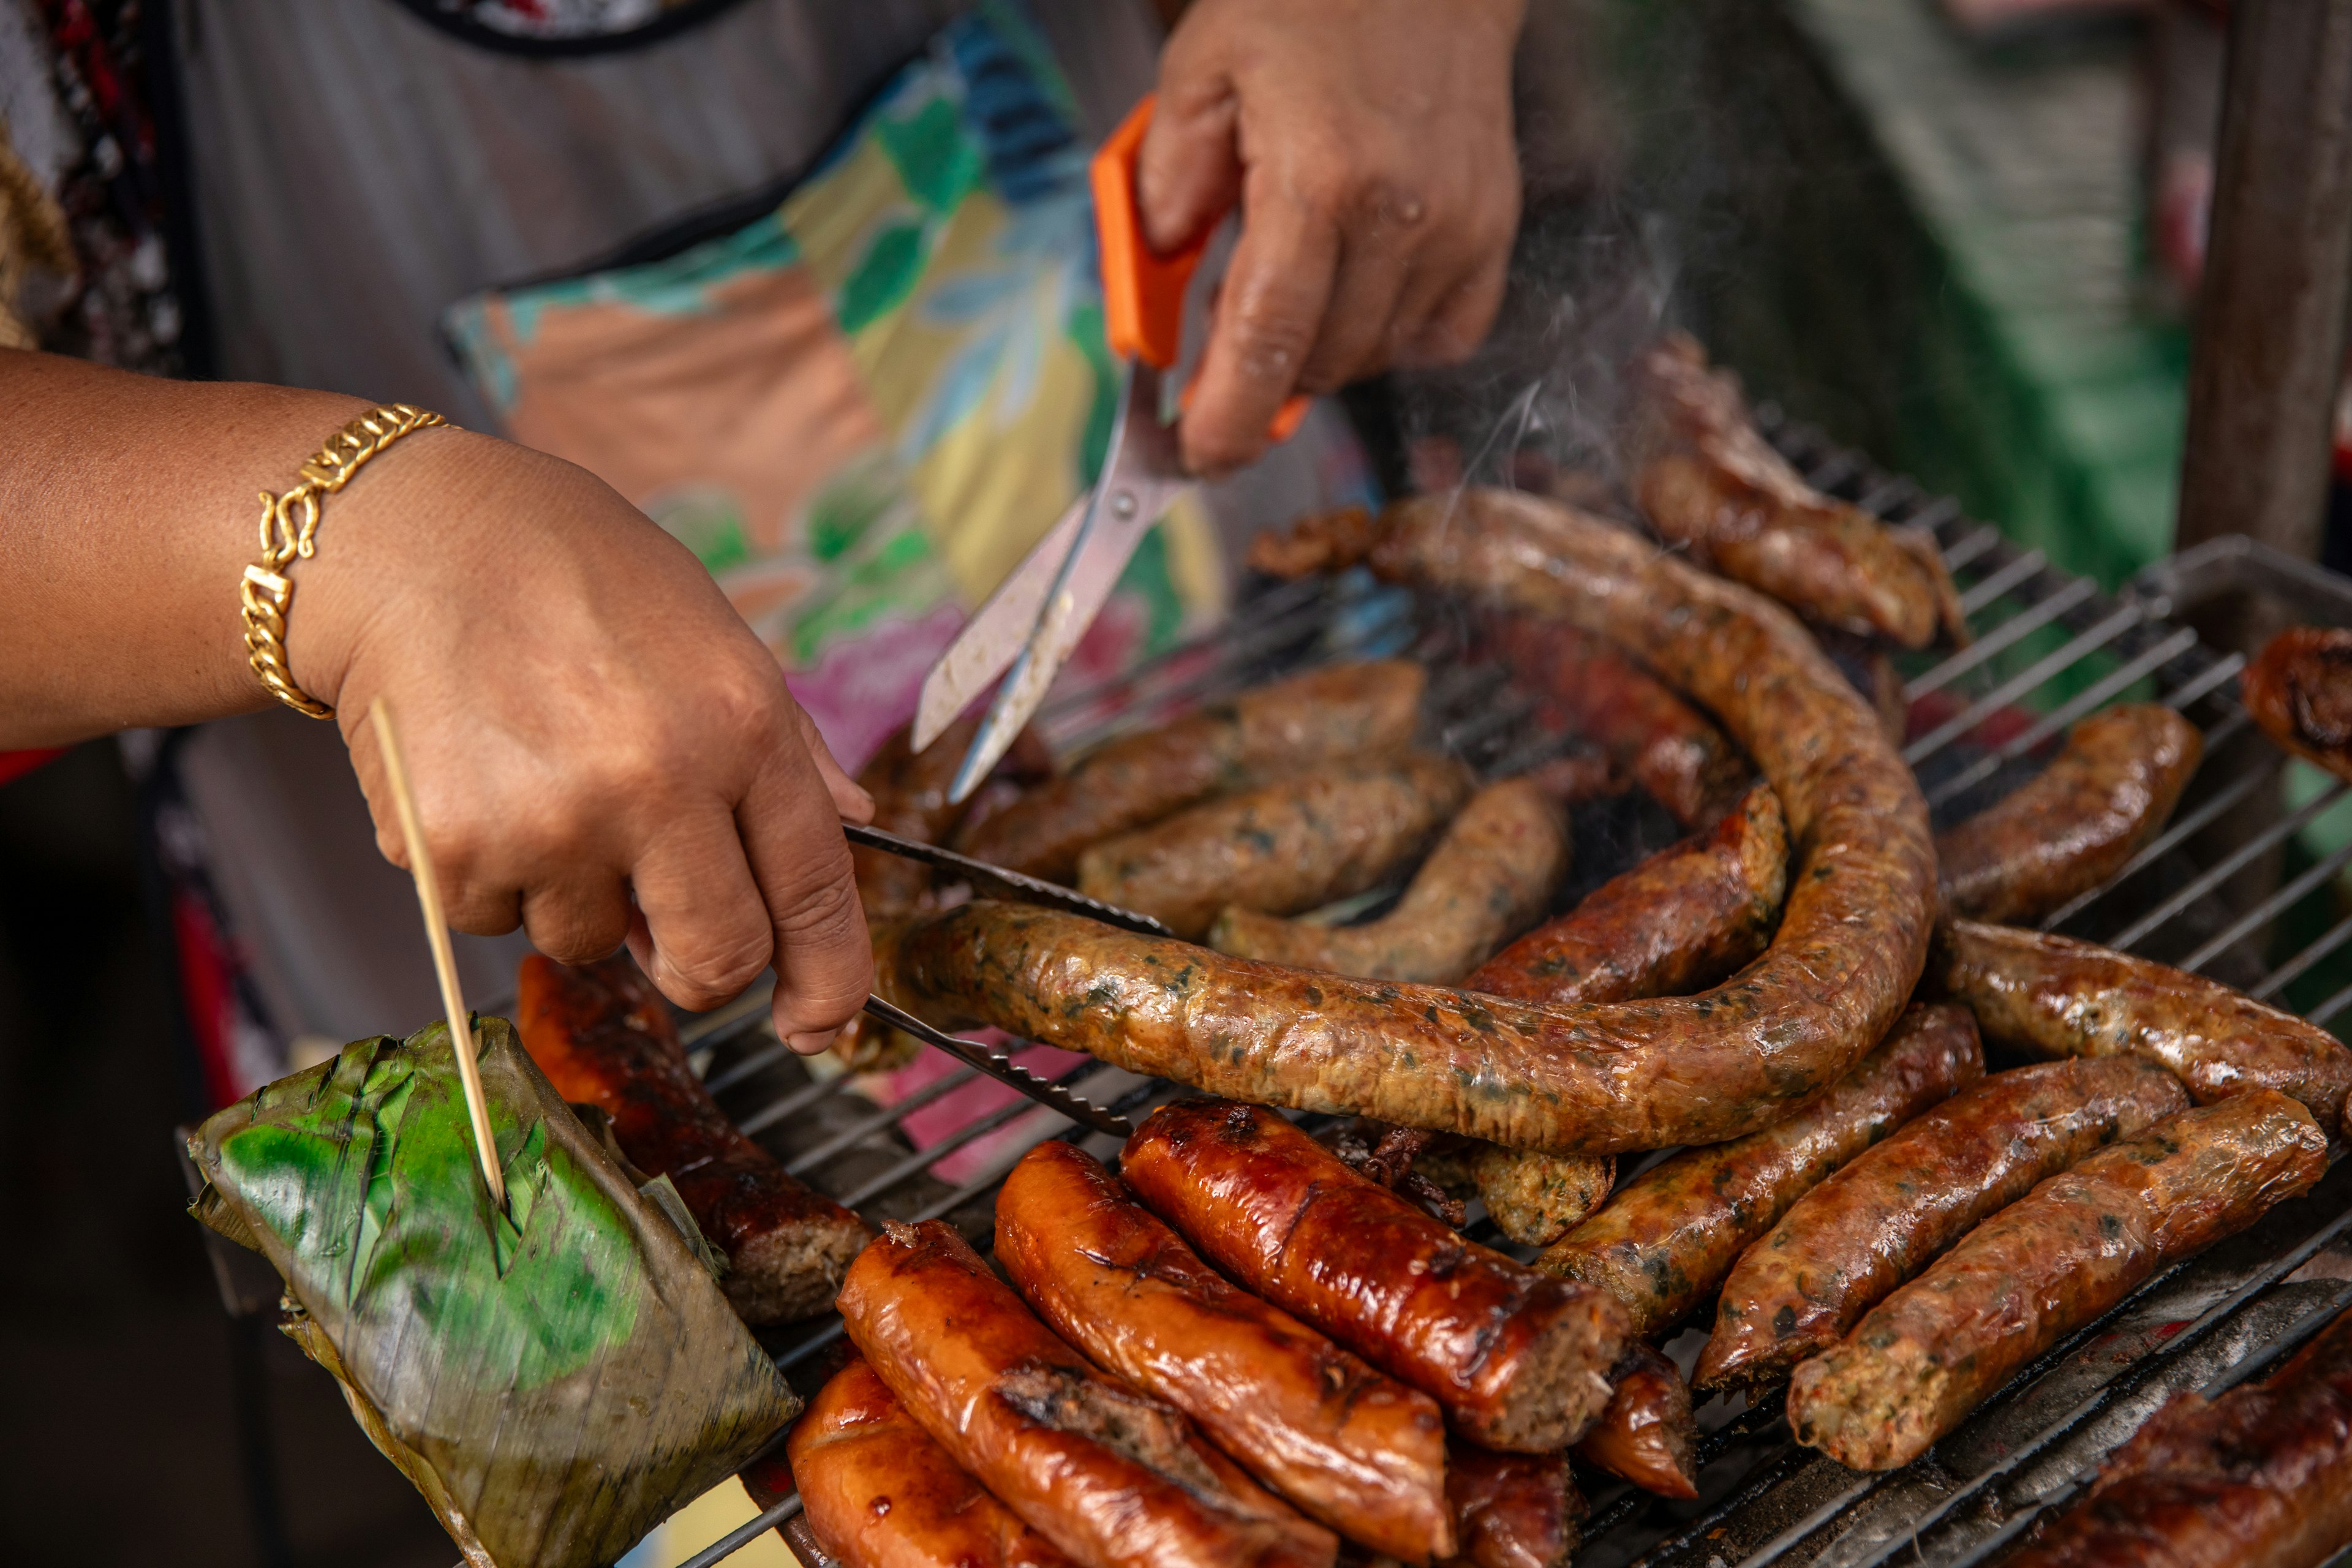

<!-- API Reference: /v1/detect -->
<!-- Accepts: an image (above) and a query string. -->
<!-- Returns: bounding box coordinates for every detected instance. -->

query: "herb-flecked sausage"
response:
[1936,706,2203,925]
[1540,1002,1983,1338]
[1697,1056,2188,1389]
[995,1141,1454,1562]
[1208,777,1568,984]
[1442,1444,1583,1568]
[513,954,870,1324]
[1938,919,2352,1133]
[1118,1102,1630,1453]
[837,1218,1337,1568]
[754,1355,1075,1568]
[883,491,1939,1154]
[2244,625,2352,788]
[1080,755,1475,941]
[956,660,1428,881]
[1788,1092,2326,1470]
[1569,1344,1698,1499]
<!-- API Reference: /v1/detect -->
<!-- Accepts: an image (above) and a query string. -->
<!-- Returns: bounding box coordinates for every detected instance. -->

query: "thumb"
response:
[1136,78,1244,255]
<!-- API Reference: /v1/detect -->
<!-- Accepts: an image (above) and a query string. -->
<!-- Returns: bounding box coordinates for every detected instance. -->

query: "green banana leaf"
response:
[188,1016,801,1568]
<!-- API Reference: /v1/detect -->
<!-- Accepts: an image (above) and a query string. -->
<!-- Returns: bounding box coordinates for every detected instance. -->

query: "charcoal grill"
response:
[192,415,2352,1568]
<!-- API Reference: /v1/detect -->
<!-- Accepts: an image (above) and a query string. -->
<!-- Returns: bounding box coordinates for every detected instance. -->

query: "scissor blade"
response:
[861,994,1133,1137]
[947,363,1190,801]
[912,492,1093,755]
[842,822,1172,937]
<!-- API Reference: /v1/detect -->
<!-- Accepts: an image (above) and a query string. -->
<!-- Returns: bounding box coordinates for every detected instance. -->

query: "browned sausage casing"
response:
[1939,919,2352,1133]
[1628,333,1965,650]
[514,954,870,1324]
[1443,1444,1583,1568]
[1788,1091,2326,1471]
[2244,625,2352,786]
[956,660,1428,881]
[1118,1102,1630,1453]
[1936,705,2203,925]
[1569,1344,1698,1499]
[1080,754,1475,941]
[837,1218,1338,1568]
[1540,1001,1983,1338]
[995,1141,1454,1562]
[1209,777,1568,984]
[2008,1295,2352,1568]
[885,491,1938,1155]
[756,1355,1075,1568]
[1697,1055,2188,1389]
[1467,779,1787,1006]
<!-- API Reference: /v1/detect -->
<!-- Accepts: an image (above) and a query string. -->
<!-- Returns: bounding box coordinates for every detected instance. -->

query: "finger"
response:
[1295,204,1419,393]
[626,812,777,1011]
[518,870,634,964]
[1137,65,1243,252]
[739,753,873,1053]
[1400,245,1510,369]
[785,695,873,823]
[1180,175,1341,475]
[345,715,528,935]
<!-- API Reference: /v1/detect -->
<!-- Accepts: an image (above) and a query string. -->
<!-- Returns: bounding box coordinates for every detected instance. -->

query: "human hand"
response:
[298,428,875,1054]
[1140,0,1526,475]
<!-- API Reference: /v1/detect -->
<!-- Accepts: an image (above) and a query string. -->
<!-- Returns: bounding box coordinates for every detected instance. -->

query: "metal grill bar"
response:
[2106,780,2348,951]
[1902,603,2148,765]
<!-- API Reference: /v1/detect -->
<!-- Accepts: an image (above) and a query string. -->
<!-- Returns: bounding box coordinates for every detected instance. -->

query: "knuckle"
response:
[774,856,864,945]
[660,927,773,1010]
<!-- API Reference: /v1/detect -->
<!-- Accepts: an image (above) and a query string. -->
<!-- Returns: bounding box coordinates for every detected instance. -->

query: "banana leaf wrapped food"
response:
[187,1016,800,1568]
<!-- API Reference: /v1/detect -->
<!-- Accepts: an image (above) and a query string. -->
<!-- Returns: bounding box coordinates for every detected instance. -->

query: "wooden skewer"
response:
[369,696,508,1214]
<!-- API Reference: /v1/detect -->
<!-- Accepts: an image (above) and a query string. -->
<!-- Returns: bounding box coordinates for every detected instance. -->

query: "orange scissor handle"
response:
[1092,94,1311,444]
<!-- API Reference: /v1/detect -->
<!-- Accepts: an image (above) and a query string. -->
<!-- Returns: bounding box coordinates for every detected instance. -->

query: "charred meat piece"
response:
[1443,1444,1583,1568]
[957,660,1427,882]
[514,954,870,1324]
[996,1141,1454,1562]
[1936,705,2203,925]
[1119,1101,1630,1453]
[2244,625,2352,786]
[837,1218,1337,1568]
[1939,919,2352,1134]
[1627,333,1965,649]
[1209,777,1569,984]
[1569,1344,1699,1499]
[1789,1091,2326,1471]
[1697,1056,2188,1390]
[1541,1001,1983,1338]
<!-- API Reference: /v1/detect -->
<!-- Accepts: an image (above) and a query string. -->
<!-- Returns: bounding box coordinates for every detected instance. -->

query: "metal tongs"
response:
[911,93,1310,802]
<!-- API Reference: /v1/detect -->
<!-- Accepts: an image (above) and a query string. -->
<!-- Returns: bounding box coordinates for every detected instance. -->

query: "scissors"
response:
[911,93,1310,802]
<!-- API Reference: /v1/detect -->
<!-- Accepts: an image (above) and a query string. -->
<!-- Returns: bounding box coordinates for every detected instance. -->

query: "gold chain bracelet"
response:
[239,403,448,718]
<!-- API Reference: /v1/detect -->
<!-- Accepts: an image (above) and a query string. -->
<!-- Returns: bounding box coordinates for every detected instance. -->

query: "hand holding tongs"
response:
[912,94,1311,802]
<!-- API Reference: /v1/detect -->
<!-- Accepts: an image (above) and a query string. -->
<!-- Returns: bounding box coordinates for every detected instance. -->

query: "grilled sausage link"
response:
[837,1218,1338,1568]
[514,954,870,1324]
[1569,1344,1699,1499]
[1789,1091,2326,1471]
[1458,1145,1616,1250]
[1540,1001,1983,1338]
[887,491,1938,1155]
[1936,705,2203,925]
[1208,777,1568,984]
[1078,755,1475,942]
[1466,779,1787,1007]
[1939,919,2352,1134]
[1443,1445,1583,1568]
[2244,625,2352,787]
[1627,333,1965,650]
[756,1355,1075,1568]
[2008,1294,2352,1568]
[957,660,1427,882]
[1118,1102,1630,1453]
[996,1141,1454,1562]
[1697,1055,2188,1389]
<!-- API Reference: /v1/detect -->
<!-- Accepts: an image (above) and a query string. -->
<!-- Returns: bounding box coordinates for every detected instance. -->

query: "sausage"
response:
[2243,625,2352,786]
[837,1218,1337,1568]
[513,954,870,1324]
[1442,1445,1583,1568]
[1466,779,1786,1006]
[884,489,1939,1155]
[1539,1001,1983,1338]
[1118,1101,1630,1453]
[1627,333,1965,650]
[754,1355,1075,1568]
[1936,706,2203,925]
[995,1140,1454,1562]
[1483,615,1747,827]
[956,660,1428,882]
[1457,1144,1616,1249]
[1937,919,2352,1133]
[1079,755,1475,941]
[1569,1344,1698,1499]
[2007,1297,2352,1568]
[1696,1055,2188,1389]
[1787,1091,2326,1471]
[1208,777,1568,984]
